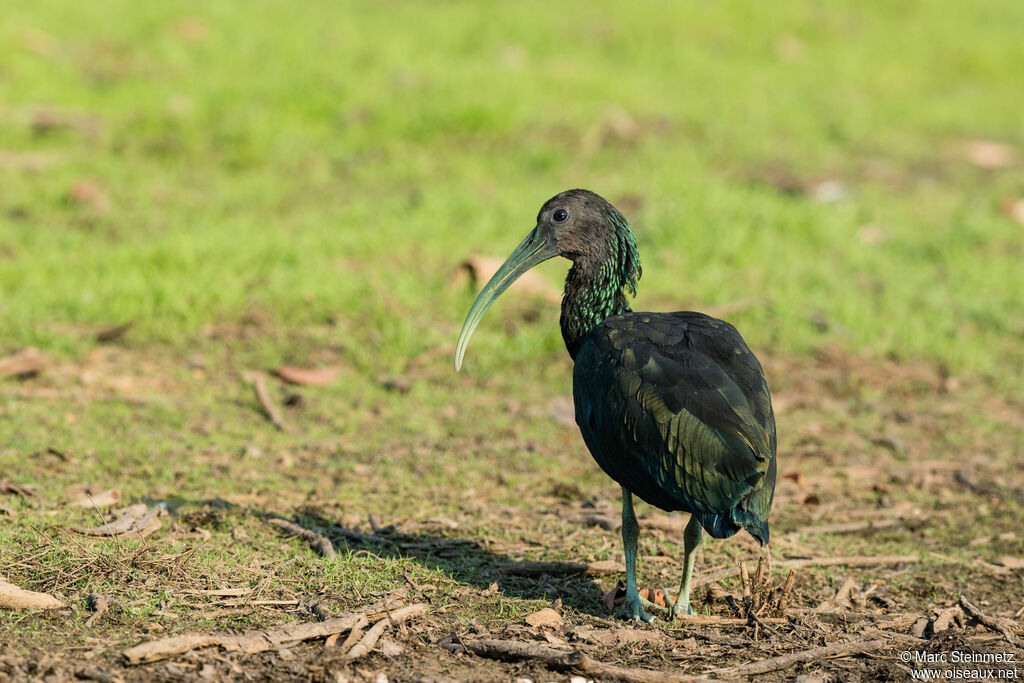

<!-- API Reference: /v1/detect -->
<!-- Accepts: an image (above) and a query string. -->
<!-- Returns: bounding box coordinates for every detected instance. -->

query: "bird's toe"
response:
[669,602,696,619]
[615,598,655,624]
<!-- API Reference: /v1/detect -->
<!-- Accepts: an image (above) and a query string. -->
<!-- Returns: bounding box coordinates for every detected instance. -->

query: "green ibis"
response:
[455,189,777,622]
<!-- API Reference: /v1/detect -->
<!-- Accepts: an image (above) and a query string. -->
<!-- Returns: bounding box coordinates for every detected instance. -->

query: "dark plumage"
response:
[574,312,776,542]
[456,189,777,622]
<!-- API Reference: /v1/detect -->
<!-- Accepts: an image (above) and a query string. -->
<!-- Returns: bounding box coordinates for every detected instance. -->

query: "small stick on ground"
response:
[672,614,787,627]
[714,638,890,677]
[267,517,336,559]
[724,594,744,619]
[448,639,702,683]
[124,614,365,664]
[959,596,1021,646]
[776,569,797,612]
[739,560,752,615]
[822,576,857,610]
[753,556,767,610]
[248,371,289,432]
[331,615,368,655]
[343,603,429,661]
[932,605,965,633]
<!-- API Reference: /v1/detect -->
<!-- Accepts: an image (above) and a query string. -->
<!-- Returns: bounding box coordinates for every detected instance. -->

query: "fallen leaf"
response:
[994,556,1024,569]
[783,471,805,486]
[524,607,562,628]
[1000,198,1024,226]
[0,347,48,379]
[67,181,110,211]
[963,140,1016,169]
[71,503,164,538]
[639,588,667,608]
[67,486,121,509]
[272,366,340,386]
[603,581,626,610]
[171,16,209,42]
[601,582,668,609]
[0,580,64,609]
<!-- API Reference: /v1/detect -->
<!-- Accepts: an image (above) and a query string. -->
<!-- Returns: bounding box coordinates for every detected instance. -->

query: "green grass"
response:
[1,0,1023,386]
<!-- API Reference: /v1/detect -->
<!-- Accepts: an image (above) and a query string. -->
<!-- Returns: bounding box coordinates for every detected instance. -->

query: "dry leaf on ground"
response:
[67,486,122,509]
[0,348,48,379]
[1001,198,1024,226]
[962,140,1016,169]
[0,580,64,610]
[71,503,164,538]
[994,556,1024,569]
[524,607,562,628]
[273,366,341,386]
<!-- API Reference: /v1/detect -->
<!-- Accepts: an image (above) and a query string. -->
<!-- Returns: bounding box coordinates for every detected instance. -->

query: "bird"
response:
[455,189,777,623]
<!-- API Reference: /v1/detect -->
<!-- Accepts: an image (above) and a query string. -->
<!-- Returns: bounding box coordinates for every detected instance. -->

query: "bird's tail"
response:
[732,508,770,545]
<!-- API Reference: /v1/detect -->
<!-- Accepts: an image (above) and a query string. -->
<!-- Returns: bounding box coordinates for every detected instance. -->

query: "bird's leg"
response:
[615,487,668,622]
[669,514,704,618]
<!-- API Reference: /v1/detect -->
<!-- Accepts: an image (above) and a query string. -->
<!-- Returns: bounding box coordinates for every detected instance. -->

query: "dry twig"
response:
[714,638,890,677]
[776,569,797,612]
[342,603,428,661]
[959,596,1021,646]
[248,371,289,431]
[124,614,365,664]
[329,615,368,655]
[266,517,336,559]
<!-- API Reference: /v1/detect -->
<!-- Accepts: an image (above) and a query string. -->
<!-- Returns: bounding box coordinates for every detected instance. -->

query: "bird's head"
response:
[455,189,640,370]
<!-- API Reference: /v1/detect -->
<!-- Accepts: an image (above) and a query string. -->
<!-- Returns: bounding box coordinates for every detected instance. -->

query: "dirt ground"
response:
[1,341,1022,682]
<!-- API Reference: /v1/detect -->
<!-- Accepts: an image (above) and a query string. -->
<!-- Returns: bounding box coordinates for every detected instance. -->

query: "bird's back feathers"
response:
[573,311,777,543]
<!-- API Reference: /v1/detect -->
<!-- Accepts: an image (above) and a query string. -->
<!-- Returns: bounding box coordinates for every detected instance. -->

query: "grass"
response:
[1,1,1023,679]
[1,0,1023,381]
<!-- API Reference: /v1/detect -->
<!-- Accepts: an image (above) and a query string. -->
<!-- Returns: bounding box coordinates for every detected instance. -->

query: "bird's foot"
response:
[668,598,696,619]
[615,594,656,623]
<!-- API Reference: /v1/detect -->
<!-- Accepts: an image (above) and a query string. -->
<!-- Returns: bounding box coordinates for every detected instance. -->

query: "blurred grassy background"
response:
[1,0,1022,387]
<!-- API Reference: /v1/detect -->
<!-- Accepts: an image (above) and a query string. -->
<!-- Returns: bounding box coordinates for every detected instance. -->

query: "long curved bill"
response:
[455,227,558,371]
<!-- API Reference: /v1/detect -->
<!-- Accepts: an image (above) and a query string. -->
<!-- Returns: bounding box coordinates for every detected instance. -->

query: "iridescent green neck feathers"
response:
[561,209,641,358]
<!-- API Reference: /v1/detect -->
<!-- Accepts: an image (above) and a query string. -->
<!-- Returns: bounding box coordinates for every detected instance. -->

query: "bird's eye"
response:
[552,208,569,223]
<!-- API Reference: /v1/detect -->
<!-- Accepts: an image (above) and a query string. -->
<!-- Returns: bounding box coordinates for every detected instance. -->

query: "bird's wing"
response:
[573,312,776,538]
